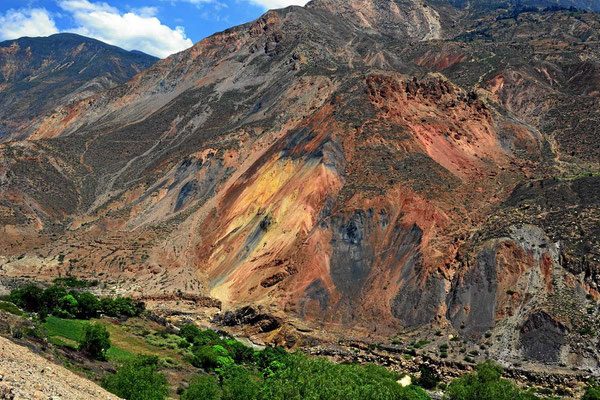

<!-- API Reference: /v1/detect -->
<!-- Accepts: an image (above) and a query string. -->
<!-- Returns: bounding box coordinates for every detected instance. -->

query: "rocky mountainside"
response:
[1,0,599,373]
[0,33,157,141]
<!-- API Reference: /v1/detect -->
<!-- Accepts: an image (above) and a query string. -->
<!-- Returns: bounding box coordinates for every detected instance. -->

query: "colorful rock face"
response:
[1,0,599,367]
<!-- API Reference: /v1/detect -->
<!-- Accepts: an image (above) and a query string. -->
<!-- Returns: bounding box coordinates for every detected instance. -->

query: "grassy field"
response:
[44,317,135,360]
[43,316,183,364]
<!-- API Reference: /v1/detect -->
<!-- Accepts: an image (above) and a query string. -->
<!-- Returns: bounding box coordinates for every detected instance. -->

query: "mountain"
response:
[0,33,158,141]
[0,0,599,372]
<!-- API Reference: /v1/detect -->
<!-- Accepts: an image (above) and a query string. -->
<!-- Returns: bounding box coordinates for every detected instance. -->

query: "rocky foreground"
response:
[0,336,120,400]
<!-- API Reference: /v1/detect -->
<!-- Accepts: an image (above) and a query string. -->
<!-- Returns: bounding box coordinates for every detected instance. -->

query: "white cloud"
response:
[0,8,59,40]
[247,0,309,9]
[59,0,193,58]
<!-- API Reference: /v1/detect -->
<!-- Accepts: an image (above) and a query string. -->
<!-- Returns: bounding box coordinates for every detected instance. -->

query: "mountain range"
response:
[0,0,599,372]
[0,33,157,141]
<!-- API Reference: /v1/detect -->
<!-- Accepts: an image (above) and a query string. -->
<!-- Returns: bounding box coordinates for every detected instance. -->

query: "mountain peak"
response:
[307,0,445,40]
[0,34,157,141]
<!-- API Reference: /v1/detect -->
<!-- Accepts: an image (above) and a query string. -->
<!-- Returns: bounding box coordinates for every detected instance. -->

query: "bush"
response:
[417,365,439,389]
[226,340,255,364]
[0,300,25,316]
[182,375,222,400]
[191,345,220,370]
[102,355,169,400]
[444,360,540,400]
[221,365,261,400]
[179,324,202,343]
[79,323,110,360]
[583,382,600,400]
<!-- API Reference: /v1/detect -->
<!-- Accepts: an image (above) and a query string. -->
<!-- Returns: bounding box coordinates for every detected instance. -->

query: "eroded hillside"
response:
[1,0,599,373]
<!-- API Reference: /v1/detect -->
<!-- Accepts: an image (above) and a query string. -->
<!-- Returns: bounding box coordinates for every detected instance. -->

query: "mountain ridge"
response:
[0,33,158,141]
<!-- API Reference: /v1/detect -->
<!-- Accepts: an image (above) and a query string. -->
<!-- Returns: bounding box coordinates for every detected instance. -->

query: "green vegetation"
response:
[444,360,550,400]
[53,276,99,288]
[583,381,600,400]
[44,316,89,347]
[102,355,169,400]
[4,285,588,400]
[416,365,439,389]
[413,340,430,349]
[8,283,144,320]
[79,323,111,360]
[0,300,25,316]
[182,375,221,400]
[174,324,431,400]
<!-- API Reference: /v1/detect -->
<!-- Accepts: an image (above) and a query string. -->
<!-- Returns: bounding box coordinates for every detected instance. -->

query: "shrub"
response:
[0,300,25,316]
[226,340,255,364]
[583,381,600,400]
[182,375,222,400]
[445,360,539,400]
[79,323,110,360]
[221,365,261,400]
[417,365,439,389]
[179,324,202,343]
[191,345,220,370]
[102,355,169,400]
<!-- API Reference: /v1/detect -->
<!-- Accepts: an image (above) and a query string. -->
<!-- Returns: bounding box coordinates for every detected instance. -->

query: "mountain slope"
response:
[0,33,157,141]
[1,0,599,371]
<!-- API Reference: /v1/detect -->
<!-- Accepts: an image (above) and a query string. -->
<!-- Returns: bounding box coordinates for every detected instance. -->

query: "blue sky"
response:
[0,0,309,58]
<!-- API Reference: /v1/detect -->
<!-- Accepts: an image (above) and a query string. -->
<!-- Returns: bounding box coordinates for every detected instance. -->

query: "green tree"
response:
[102,355,169,400]
[41,286,68,313]
[54,294,79,318]
[79,323,110,360]
[100,297,116,316]
[225,340,255,364]
[75,292,101,319]
[9,284,43,312]
[182,375,222,400]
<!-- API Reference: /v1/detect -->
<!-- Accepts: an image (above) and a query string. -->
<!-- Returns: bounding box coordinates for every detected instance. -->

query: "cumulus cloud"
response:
[247,0,310,9]
[0,8,59,40]
[59,0,193,58]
